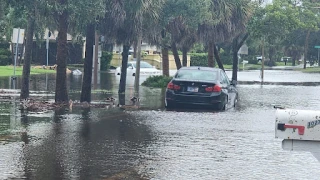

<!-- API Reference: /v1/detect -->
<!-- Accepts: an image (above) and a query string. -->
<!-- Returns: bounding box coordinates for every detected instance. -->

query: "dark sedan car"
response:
[165,67,238,110]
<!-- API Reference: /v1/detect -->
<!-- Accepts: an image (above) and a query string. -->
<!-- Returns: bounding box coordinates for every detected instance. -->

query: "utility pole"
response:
[134,16,142,95]
[13,28,20,78]
[261,37,265,84]
[93,31,99,88]
[46,31,51,66]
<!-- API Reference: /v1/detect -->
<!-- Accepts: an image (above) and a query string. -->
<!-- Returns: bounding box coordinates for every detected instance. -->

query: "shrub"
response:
[100,51,113,71]
[0,43,10,49]
[0,48,11,65]
[219,52,233,65]
[248,59,258,64]
[264,60,276,67]
[190,53,207,66]
[190,53,233,66]
[142,75,173,88]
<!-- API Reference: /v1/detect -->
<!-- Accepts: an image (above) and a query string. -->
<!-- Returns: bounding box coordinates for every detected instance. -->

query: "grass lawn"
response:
[223,64,262,70]
[300,67,320,73]
[0,65,56,77]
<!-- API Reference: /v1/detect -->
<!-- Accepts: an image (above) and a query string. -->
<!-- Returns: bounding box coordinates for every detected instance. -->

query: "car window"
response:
[127,63,133,68]
[175,69,218,81]
[220,71,230,85]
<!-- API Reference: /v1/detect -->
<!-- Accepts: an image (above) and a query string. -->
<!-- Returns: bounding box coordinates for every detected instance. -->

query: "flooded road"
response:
[1,71,320,179]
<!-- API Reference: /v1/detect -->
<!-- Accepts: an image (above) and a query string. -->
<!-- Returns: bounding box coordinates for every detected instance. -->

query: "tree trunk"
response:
[171,41,182,70]
[93,31,99,89]
[118,45,130,94]
[213,43,224,71]
[80,23,95,103]
[133,41,138,59]
[304,30,311,69]
[18,41,24,66]
[118,93,125,106]
[232,33,249,81]
[232,39,239,81]
[208,42,214,67]
[268,47,275,67]
[134,33,142,94]
[182,48,188,67]
[292,51,297,66]
[162,47,169,76]
[55,0,69,103]
[20,14,35,99]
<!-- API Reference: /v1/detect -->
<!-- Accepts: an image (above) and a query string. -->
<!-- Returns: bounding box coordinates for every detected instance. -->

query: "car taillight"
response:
[205,85,221,92]
[167,82,180,90]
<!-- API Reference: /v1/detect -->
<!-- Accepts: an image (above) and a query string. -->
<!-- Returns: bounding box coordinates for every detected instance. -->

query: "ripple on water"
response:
[127,85,320,179]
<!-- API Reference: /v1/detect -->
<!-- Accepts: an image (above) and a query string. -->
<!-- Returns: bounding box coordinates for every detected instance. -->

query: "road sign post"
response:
[315,46,320,66]
[12,28,25,78]
[46,31,51,66]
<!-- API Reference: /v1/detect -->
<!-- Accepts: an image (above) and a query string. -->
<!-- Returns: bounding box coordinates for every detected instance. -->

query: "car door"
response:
[221,71,237,106]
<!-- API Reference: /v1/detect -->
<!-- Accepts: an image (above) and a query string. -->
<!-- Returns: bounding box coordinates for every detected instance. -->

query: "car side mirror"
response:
[128,66,133,69]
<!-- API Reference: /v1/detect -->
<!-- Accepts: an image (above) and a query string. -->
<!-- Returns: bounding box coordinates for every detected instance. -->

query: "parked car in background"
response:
[165,67,238,110]
[115,61,161,76]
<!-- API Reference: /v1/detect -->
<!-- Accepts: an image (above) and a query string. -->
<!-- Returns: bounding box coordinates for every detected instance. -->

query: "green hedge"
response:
[0,43,10,49]
[219,52,232,65]
[190,53,207,66]
[0,48,11,65]
[142,75,173,88]
[100,51,113,71]
[190,52,233,66]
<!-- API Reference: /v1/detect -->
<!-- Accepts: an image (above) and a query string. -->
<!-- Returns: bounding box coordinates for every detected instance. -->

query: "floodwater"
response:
[1,70,320,179]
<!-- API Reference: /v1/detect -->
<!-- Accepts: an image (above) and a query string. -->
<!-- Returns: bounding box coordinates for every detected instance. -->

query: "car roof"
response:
[178,66,221,72]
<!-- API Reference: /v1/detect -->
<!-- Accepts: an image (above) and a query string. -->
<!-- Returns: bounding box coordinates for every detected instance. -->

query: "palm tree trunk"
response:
[182,48,188,67]
[55,0,69,103]
[20,14,35,99]
[213,43,224,71]
[162,47,169,76]
[119,45,130,93]
[171,41,182,70]
[232,33,249,81]
[208,42,214,67]
[304,30,311,69]
[134,32,142,94]
[232,38,239,81]
[93,31,99,88]
[133,41,138,59]
[80,23,95,103]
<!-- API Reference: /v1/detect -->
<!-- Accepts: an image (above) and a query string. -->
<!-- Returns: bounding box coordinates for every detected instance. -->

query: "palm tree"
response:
[199,0,252,70]
[180,30,198,66]
[54,0,69,103]
[80,23,95,103]
[20,7,35,99]
[104,0,163,94]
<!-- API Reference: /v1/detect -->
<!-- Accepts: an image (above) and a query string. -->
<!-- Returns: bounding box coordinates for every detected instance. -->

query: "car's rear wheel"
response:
[217,96,227,111]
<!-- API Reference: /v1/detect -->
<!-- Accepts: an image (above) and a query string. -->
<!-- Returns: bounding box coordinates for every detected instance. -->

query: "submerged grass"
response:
[0,66,56,77]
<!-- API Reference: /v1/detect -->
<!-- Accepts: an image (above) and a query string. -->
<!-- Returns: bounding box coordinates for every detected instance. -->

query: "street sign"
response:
[12,28,25,44]
[315,46,320,48]
[238,44,248,55]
